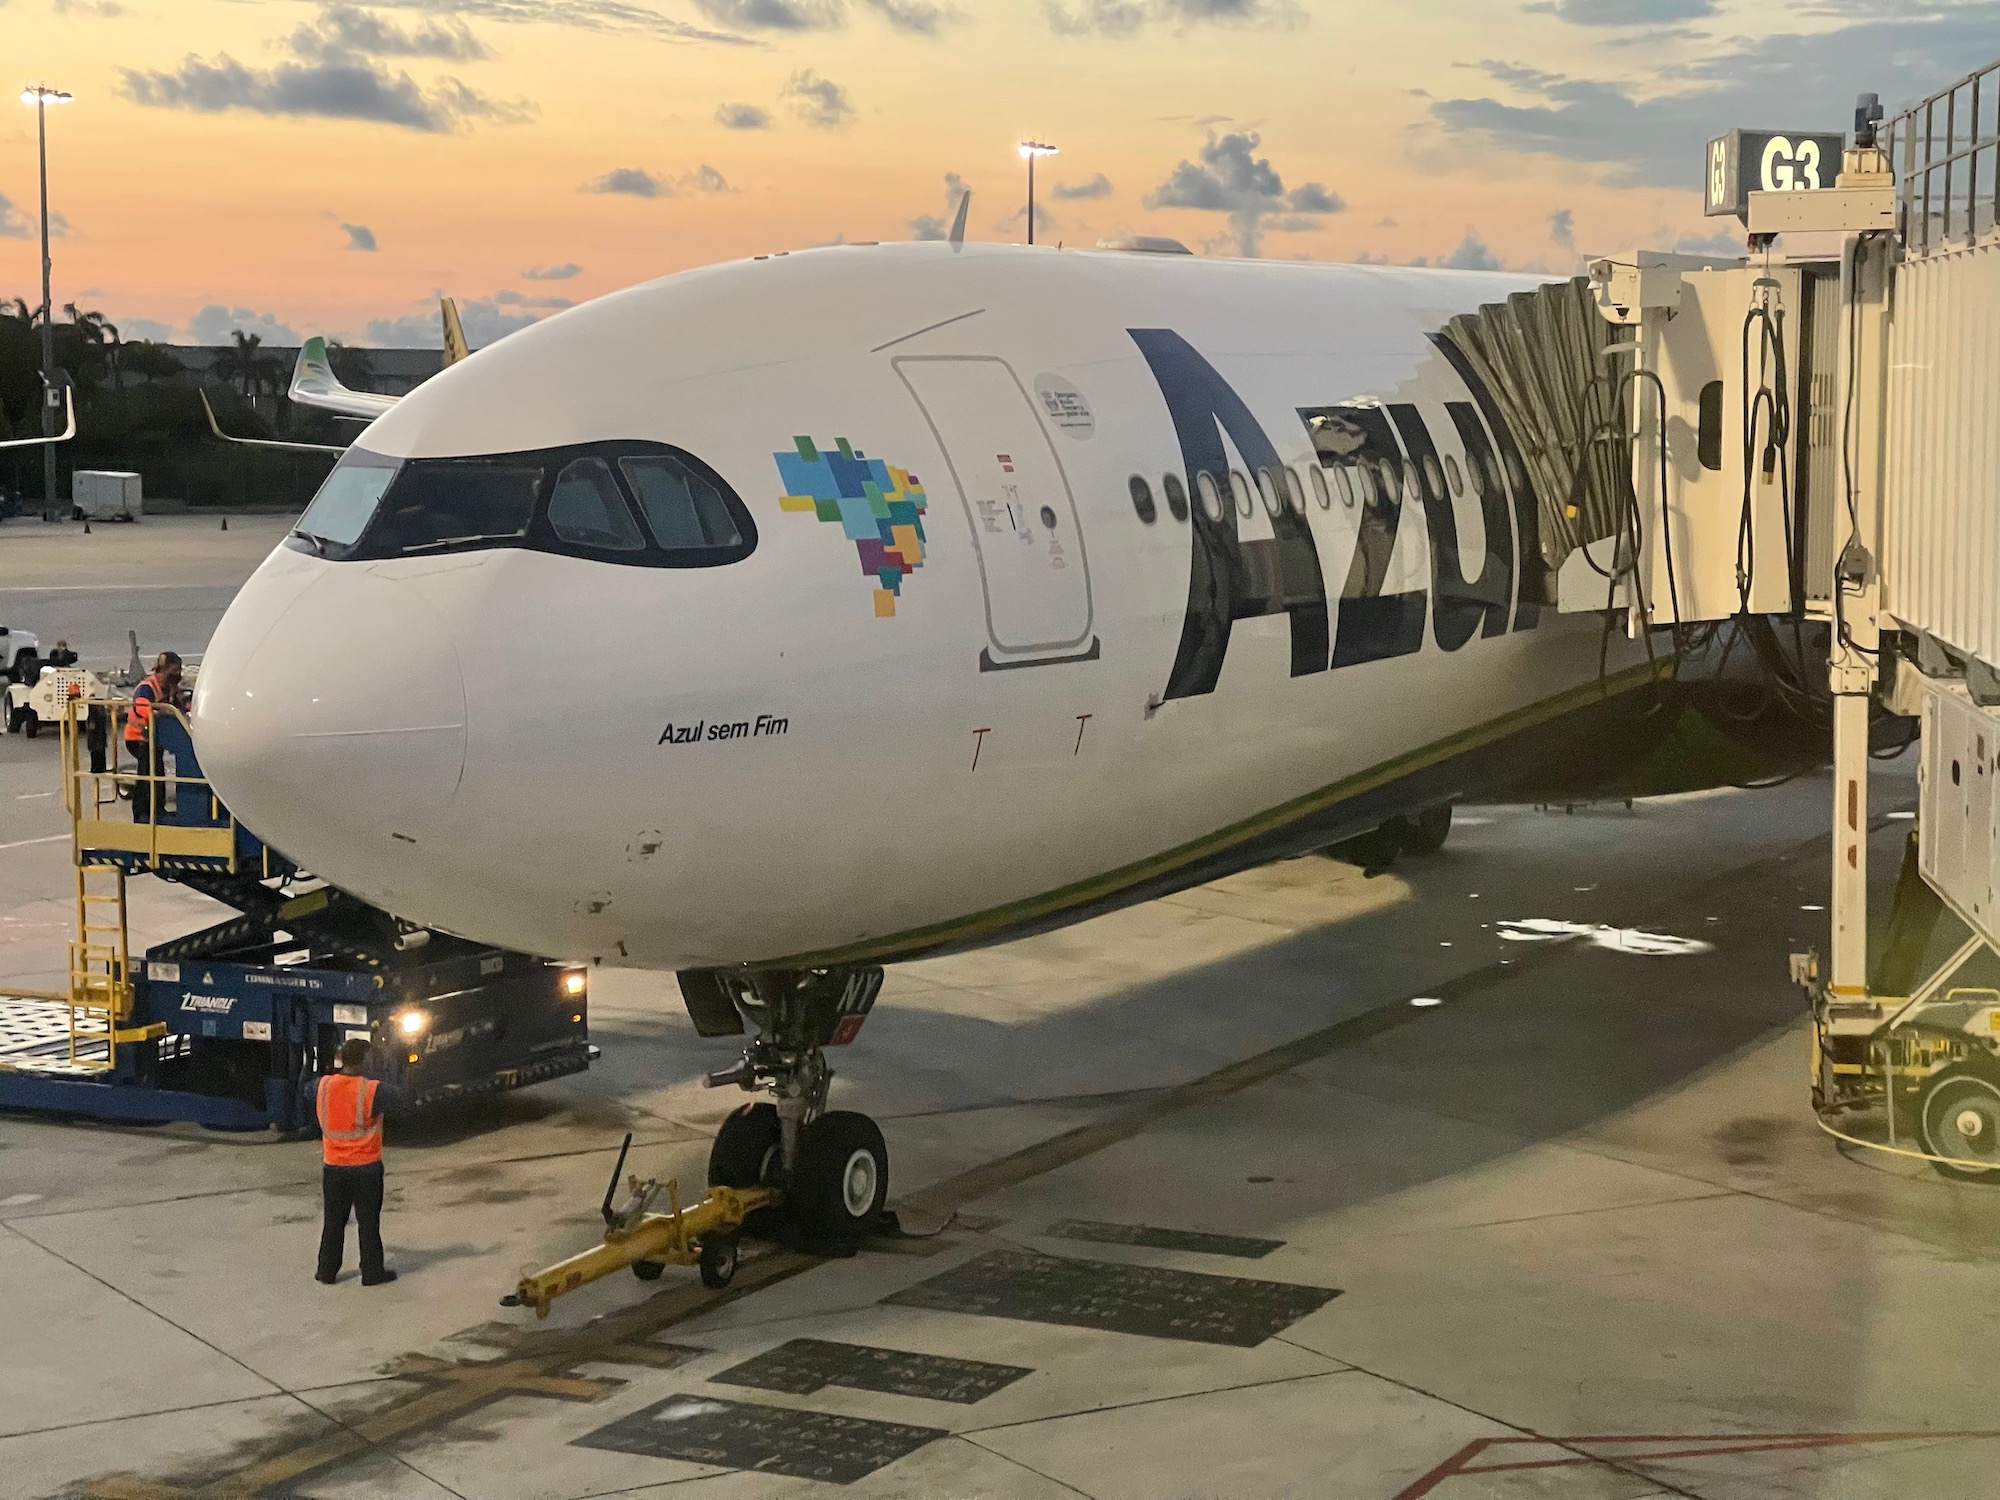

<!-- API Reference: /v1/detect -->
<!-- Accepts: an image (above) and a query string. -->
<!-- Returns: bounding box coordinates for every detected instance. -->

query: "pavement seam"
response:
[1261,1336,1715,1500]
[0,1218,286,1403]
[955,1368,1353,1438]
[281,1385,476,1500]
[947,1435,1103,1498]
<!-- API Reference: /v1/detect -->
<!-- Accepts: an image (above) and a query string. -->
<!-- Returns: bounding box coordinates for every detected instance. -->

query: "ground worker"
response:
[314,1036,401,1286]
[123,651,182,821]
[46,640,77,668]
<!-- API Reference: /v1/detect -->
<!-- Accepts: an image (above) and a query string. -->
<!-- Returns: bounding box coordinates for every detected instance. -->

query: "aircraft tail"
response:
[289,336,397,420]
[441,297,470,366]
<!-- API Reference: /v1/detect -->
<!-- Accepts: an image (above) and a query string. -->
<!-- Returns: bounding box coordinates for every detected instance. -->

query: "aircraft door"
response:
[895,356,1098,668]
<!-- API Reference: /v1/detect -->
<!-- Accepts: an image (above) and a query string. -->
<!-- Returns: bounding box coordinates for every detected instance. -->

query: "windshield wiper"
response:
[400,532,524,553]
[289,529,329,556]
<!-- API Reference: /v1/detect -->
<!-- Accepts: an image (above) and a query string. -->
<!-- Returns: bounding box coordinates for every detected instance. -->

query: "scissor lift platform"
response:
[0,697,595,1131]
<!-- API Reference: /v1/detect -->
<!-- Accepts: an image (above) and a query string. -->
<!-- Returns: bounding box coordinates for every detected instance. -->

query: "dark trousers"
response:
[128,740,164,820]
[318,1161,386,1282]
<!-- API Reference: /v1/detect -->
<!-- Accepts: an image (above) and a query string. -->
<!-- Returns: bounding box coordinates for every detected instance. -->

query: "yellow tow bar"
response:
[502,1132,776,1318]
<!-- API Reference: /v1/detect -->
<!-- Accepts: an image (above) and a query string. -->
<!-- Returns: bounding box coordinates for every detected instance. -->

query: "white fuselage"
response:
[194,243,1642,970]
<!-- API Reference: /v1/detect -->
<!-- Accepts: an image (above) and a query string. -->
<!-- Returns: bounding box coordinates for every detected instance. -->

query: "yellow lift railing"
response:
[0,690,189,1075]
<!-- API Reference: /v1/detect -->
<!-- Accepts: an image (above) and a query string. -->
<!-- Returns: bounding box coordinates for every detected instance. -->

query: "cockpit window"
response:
[370,462,540,554]
[547,457,645,551]
[295,450,399,548]
[285,439,757,569]
[619,454,743,552]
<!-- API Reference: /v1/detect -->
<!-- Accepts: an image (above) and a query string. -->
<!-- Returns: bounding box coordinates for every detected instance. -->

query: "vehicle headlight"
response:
[395,1008,429,1039]
[561,971,587,998]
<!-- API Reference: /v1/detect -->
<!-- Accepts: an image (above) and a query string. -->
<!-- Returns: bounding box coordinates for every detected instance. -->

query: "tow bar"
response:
[501,1133,776,1318]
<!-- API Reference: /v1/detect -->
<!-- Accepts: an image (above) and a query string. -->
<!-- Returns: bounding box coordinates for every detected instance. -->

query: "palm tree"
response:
[327,342,376,390]
[121,341,183,384]
[211,330,263,399]
[63,305,121,391]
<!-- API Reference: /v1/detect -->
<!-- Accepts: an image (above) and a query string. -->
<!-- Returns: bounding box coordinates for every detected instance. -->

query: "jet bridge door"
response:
[895,356,1096,668]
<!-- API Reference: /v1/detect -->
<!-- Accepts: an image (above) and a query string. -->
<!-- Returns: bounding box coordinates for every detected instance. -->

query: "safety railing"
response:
[60,695,248,874]
[1890,56,2000,258]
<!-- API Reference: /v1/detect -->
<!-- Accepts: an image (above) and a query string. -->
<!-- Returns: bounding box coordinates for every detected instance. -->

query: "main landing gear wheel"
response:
[791,1110,889,1249]
[1402,804,1453,856]
[1919,1064,2000,1181]
[709,1101,784,1237]
[631,1258,667,1281]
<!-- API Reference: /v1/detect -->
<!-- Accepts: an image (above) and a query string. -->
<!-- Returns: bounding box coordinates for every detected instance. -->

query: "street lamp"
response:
[21,85,72,522]
[1018,139,1058,246]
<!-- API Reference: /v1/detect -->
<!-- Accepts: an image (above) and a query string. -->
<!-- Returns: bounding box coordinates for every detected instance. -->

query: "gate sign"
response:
[1704,129,1847,218]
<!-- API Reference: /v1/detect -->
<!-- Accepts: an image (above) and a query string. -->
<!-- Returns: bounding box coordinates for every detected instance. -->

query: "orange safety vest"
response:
[317,1073,383,1166]
[123,673,169,746]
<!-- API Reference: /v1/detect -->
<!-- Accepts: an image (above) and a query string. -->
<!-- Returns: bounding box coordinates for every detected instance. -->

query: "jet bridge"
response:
[0,699,595,1130]
[1576,59,2000,1175]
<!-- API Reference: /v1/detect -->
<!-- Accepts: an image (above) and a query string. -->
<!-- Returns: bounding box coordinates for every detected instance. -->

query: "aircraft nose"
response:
[195,565,468,856]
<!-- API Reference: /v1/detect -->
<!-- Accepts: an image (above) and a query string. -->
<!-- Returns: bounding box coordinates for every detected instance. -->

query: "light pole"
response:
[1018,139,1057,246]
[22,85,71,522]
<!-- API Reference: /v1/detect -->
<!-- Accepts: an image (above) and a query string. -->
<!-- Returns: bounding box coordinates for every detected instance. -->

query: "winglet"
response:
[0,383,73,449]
[948,189,971,252]
[200,388,346,454]
[440,297,469,367]
[290,335,397,419]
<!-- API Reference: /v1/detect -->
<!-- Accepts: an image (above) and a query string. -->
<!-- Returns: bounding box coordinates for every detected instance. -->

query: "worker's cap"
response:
[336,1037,372,1068]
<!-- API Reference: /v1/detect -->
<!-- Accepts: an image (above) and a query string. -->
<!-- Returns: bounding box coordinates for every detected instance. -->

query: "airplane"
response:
[190,239,1825,1246]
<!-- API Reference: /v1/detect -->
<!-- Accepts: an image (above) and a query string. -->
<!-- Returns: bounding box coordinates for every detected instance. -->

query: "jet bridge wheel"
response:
[791,1110,888,1249]
[1918,1061,2000,1181]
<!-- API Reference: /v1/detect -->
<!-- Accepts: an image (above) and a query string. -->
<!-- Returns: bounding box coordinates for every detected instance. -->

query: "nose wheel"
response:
[701,967,891,1250]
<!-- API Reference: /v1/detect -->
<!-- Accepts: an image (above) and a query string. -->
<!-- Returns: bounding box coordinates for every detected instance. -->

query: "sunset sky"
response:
[0,0,1988,347]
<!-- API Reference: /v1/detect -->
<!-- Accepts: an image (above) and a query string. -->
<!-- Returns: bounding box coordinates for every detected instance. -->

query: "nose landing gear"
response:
[699,966,889,1250]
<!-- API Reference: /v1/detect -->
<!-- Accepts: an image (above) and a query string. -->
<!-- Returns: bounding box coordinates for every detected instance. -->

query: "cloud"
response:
[996,200,1061,239]
[1671,226,1743,256]
[188,305,300,345]
[364,0,753,46]
[118,54,533,132]
[363,293,552,347]
[715,101,770,129]
[781,69,855,128]
[693,0,840,26]
[1143,129,1343,255]
[1523,0,1712,21]
[340,221,378,251]
[1439,230,1502,270]
[493,288,573,308]
[909,170,968,240]
[1046,0,1298,34]
[586,167,668,197]
[522,261,582,279]
[855,0,960,32]
[1051,172,1113,201]
[582,164,729,197]
[119,317,177,343]
[53,0,126,14]
[1549,206,1574,247]
[0,192,29,240]
[1426,5,1998,187]
[289,4,492,61]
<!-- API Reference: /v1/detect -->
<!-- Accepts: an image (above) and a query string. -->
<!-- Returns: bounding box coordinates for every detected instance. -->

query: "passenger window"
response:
[370,461,539,555]
[1128,474,1158,524]
[1196,471,1224,522]
[1421,455,1445,501]
[1371,458,1399,505]
[1443,454,1464,496]
[1162,472,1190,522]
[547,457,644,551]
[1229,470,1254,518]
[1283,468,1308,515]
[1329,464,1354,508]
[621,454,743,552]
[1256,469,1283,518]
[1308,465,1331,510]
[1352,463,1377,508]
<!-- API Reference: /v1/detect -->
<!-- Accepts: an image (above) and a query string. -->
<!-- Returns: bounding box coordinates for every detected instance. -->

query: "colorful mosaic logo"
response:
[776,436,930,618]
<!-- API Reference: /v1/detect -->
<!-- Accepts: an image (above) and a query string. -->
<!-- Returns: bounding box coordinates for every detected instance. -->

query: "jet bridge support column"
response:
[1823,223,1893,1001]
